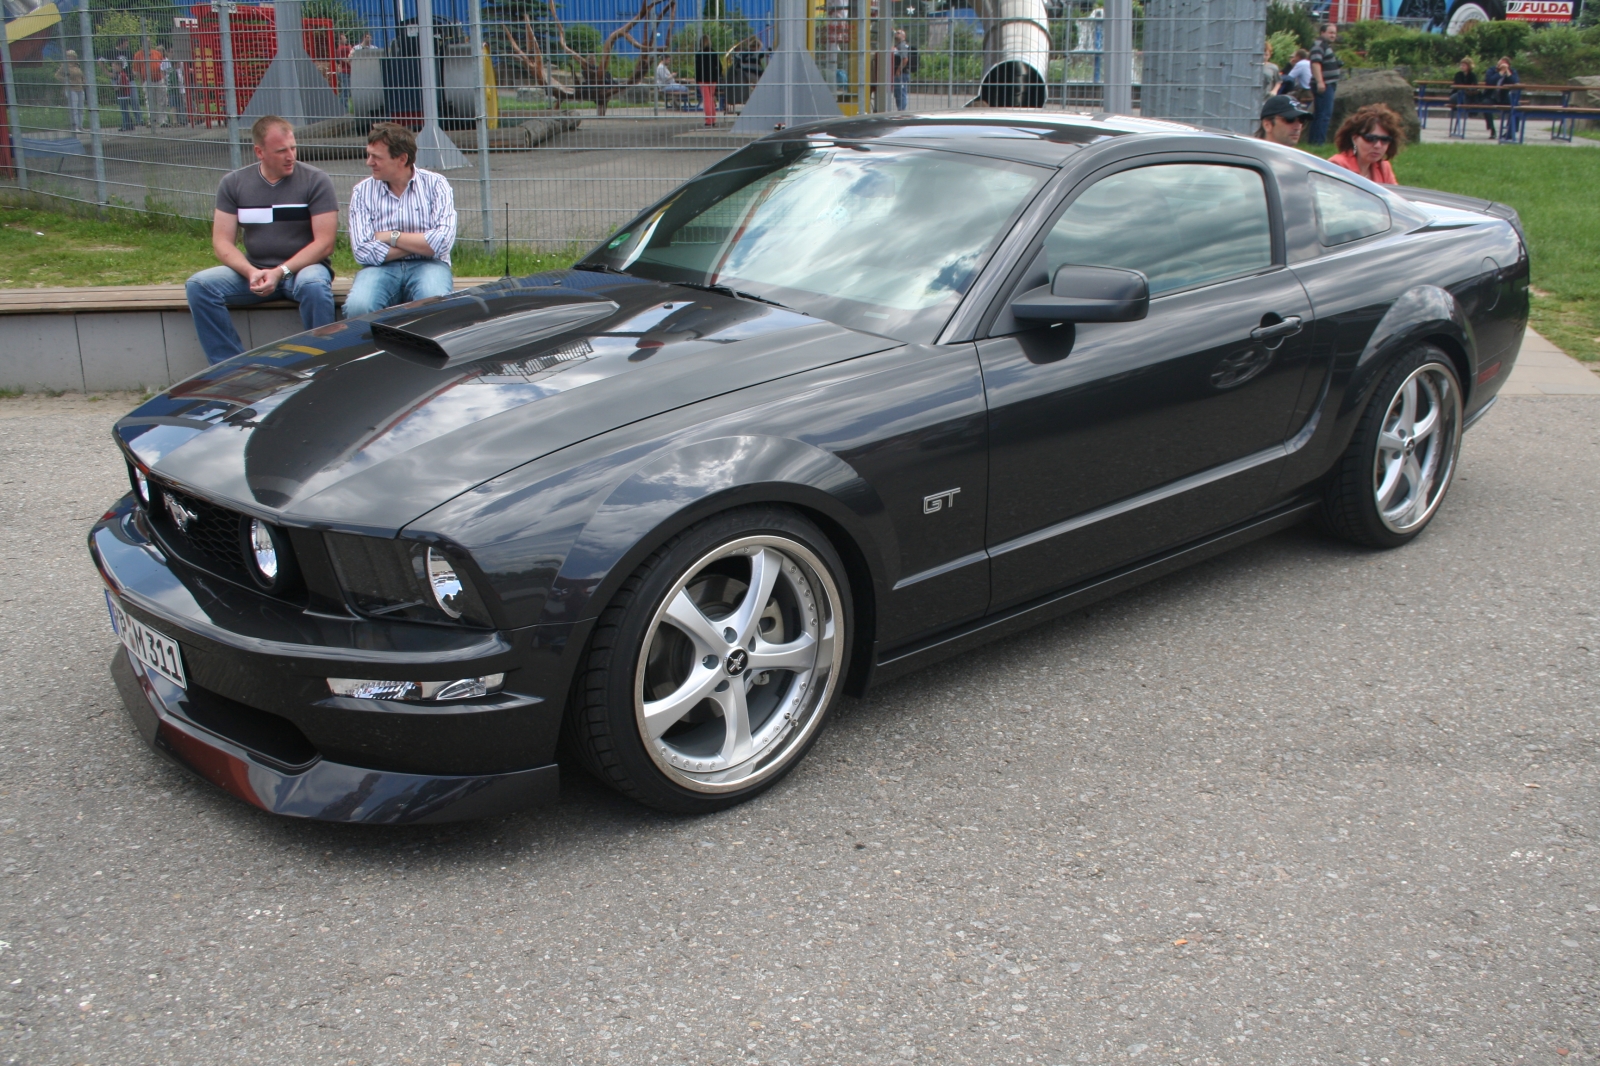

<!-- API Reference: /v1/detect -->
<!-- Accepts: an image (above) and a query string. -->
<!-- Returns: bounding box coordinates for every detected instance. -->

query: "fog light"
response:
[327,673,505,702]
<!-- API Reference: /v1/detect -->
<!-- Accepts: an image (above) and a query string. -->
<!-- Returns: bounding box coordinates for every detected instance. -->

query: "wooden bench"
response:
[1417,80,1598,142]
[0,277,501,393]
[0,276,502,316]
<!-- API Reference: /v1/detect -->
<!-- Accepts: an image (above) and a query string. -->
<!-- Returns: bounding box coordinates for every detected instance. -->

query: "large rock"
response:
[1571,75,1600,115]
[1330,69,1422,146]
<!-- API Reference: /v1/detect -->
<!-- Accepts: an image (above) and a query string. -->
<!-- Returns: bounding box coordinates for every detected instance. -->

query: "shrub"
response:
[1266,29,1302,70]
[1267,1,1317,51]
[1518,24,1600,80]
[1458,18,1531,63]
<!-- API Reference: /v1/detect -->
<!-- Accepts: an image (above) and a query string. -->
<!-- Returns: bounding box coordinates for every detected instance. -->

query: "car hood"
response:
[116,272,897,535]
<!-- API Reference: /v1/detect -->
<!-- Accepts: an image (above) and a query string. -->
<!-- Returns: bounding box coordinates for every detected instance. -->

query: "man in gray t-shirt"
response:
[184,115,339,364]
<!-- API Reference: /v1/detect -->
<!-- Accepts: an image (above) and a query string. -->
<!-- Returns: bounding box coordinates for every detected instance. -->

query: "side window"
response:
[1045,164,1273,296]
[1309,172,1392,247]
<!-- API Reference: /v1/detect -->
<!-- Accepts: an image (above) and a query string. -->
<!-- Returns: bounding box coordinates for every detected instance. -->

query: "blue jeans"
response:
[893,73,908,111]
[185,262,335,364]
[1309,81,1337,144]
[343,259,455,319]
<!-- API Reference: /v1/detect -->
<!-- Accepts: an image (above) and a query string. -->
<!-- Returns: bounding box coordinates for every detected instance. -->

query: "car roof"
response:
[771,109,1222,166]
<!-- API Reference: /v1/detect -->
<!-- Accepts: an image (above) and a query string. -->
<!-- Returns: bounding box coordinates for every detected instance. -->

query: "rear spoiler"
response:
[1393,184,1524,243]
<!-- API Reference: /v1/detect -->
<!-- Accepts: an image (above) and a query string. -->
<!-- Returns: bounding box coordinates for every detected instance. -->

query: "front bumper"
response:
[90,494,577,823]
[113,649,559,823]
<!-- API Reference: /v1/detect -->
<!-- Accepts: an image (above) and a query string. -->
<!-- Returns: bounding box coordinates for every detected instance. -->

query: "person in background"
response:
[1307,23,1342,144]
[113,61,136,131]
[892,28,910,111]
[1329,103,1404,185]
[134,39,168,128]
[185,116,338,363]
[1282,48,1311,96]
[1452,56,1494,138]
[655,56,692,109]
[58,49,86,134]
[694,34,720,128]
[334,34,353,110]
[1485,56,1520,141]
[1255,93,1311,147]
[1260,39,1280,100]
[344,123,457,318]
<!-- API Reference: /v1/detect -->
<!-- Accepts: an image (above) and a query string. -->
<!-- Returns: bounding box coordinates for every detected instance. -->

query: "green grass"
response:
[0,204,582,287]
[1391,144,1600,361]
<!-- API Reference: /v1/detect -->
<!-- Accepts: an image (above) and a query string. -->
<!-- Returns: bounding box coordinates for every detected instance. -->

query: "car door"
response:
[979,157,1317,611]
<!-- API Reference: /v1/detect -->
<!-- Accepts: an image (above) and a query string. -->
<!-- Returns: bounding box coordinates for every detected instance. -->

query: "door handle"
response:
[1250,315,1303,346]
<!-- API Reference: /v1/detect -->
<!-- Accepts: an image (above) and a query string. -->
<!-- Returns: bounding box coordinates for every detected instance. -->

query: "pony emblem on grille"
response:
[164,493,197,532]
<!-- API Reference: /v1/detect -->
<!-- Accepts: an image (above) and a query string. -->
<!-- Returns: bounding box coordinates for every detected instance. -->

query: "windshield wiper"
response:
[672,281,790,310]
[572,263,632,276]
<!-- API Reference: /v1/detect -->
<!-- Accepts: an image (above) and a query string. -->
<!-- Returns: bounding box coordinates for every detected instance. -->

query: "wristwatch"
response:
[387,230,401,247]
[279,264,293,283]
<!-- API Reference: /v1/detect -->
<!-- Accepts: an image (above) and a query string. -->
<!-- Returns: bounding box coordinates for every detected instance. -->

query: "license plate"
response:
[105,590,187,690]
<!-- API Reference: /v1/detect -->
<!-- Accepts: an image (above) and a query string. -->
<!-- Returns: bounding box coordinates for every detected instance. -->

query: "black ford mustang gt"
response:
[89,113,1528,823]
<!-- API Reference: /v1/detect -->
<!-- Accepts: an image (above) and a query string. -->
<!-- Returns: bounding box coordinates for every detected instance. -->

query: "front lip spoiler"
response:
[112,649,559,824]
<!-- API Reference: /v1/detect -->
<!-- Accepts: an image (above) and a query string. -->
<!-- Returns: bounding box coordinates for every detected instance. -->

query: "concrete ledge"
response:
[0,278,498,393]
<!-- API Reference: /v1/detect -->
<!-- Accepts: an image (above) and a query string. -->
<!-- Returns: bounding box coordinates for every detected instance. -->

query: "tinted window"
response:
[585,141,1048,341]
[1045,164,1274,295]
[1309,172,1392,246]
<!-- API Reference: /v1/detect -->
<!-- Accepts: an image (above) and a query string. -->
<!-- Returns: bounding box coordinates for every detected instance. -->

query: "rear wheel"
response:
[1319,346,1464,549]
[569,507,849,813]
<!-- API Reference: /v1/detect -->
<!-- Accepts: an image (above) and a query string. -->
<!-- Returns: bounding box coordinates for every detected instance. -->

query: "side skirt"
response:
[866,498,1319,689]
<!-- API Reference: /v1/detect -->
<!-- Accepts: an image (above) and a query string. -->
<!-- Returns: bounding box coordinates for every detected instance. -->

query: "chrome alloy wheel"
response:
[1372,362,1461,535]
[633,535,844,793]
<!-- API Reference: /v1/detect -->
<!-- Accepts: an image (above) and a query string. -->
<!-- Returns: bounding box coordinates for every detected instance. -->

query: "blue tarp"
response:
[345,0,776,54]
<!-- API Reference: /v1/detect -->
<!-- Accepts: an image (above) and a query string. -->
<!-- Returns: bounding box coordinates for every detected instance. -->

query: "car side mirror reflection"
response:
[1010,265,1150,325]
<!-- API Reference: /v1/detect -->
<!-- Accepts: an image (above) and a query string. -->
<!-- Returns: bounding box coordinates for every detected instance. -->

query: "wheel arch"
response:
[547,434,893,693]
[1348,284,1475,419]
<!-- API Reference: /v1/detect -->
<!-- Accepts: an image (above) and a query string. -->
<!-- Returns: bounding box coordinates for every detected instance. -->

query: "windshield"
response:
[582,140,1050,342]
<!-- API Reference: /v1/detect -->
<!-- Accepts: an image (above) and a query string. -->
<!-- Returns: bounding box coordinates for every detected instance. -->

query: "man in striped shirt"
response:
[184,115,339,364]
[344,124,458,318]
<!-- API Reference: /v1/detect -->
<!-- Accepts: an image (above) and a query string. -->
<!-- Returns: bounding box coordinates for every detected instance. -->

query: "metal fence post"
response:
[469,0,493,255]
[877,2,890,112]
[218,0,242,171]
[0,19,28,191]
[1103,0,1132,115]
[78,4,108,209]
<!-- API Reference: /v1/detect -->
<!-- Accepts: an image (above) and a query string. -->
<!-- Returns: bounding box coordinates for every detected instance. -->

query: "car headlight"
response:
[324,533,494,628]
[240,518,299,593]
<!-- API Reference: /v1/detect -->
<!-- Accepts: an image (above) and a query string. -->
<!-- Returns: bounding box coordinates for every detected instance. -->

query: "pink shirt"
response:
[1330,151,1397,185]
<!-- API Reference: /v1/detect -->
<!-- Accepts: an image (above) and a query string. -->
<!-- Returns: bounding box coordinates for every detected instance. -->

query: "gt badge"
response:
[923,488,961,514]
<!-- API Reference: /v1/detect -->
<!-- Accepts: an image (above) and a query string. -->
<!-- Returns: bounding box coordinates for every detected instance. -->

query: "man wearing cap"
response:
[1256,95,1311,148]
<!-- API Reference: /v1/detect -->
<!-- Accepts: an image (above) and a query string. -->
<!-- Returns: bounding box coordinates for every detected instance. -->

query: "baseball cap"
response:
[1260,95,1312,122]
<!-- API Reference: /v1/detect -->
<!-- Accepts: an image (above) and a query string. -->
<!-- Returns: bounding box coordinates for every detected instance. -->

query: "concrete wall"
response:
[0,308,307,393]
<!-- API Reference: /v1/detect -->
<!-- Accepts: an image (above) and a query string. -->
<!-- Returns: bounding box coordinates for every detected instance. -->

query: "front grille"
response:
[152,484,248,576]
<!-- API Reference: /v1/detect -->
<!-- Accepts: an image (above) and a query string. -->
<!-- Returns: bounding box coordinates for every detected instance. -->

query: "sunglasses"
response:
[1360,133,1394,145]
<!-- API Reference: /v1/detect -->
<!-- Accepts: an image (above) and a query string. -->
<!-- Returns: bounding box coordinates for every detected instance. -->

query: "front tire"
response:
[568,507,850,814]
[1319,346,1464,549]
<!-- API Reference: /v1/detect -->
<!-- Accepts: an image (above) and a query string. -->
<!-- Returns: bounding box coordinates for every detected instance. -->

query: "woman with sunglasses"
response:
[1329,103,1405,185]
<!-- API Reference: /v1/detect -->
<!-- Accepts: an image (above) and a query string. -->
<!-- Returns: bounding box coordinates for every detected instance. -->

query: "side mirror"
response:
[1010,265,1150,324]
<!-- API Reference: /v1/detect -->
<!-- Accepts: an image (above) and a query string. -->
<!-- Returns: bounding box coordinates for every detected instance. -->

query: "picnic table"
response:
[1414,80,1600,143]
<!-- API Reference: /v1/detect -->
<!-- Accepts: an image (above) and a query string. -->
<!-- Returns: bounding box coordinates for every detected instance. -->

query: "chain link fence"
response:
[1,0,1267,254]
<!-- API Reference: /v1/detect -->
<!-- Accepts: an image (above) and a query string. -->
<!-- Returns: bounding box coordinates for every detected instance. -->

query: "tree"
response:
[506,0,679,115]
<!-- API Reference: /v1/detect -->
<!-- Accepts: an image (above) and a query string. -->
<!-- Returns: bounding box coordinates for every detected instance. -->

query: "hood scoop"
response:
[370,291,620,368]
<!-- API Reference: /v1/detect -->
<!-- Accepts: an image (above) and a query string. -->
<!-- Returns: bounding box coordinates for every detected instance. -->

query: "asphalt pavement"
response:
[0,388,1595,1066]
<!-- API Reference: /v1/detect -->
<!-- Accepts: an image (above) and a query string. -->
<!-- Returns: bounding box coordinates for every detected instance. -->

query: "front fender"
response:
[1346,283,1474,417]
[552,434,894,630]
